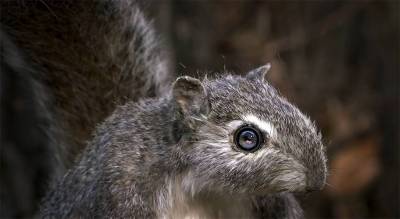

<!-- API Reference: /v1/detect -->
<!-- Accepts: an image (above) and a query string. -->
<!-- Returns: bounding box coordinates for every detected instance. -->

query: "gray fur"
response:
[42,73,327,218]
[1,0,171,167]
[2,0,326,218]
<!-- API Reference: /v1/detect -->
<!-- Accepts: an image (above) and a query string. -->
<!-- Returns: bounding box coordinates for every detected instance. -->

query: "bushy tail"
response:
[2,0,171,167]
[1,1,170,217]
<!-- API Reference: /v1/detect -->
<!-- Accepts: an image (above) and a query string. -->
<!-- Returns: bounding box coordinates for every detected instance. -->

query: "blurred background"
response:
[150,1,399,218]
[1,1,399,218]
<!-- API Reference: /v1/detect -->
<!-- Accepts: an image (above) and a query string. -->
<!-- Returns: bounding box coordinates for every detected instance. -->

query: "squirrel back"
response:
[1,0,171,168]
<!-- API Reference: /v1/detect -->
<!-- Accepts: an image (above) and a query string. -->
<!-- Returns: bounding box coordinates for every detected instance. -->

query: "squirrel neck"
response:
[153,174,255,218]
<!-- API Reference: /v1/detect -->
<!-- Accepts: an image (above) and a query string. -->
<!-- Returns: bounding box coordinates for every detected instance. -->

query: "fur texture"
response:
[2,1,327,218]
[1,0,170,167]
[41,73,327,218]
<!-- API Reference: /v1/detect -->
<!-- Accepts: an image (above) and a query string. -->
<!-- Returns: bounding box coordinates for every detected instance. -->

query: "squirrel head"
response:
[171,64,327,195]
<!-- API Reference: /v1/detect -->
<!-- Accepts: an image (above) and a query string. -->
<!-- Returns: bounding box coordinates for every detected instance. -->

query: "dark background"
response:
[150,1,399,218]
[1,1,399,218]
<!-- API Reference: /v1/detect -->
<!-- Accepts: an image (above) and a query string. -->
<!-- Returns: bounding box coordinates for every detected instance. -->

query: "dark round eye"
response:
[234,125,263,152]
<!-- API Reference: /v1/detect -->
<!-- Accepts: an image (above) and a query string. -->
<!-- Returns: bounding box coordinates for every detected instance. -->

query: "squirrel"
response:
[42,68,327,218]
[1,0,327,218]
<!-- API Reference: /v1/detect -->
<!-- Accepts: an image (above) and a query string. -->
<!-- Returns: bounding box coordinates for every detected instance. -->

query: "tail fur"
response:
[1,0,171,168]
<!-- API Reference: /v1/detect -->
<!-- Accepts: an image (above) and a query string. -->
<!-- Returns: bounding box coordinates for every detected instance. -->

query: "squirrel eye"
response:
[234,125,263,152]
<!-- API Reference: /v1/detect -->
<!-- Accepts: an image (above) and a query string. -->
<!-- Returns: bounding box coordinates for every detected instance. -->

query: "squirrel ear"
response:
[246,63,271,82]
[172,76,209,122]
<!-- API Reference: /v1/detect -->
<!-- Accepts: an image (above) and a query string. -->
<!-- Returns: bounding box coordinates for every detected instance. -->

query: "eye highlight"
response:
[234,125,263,152]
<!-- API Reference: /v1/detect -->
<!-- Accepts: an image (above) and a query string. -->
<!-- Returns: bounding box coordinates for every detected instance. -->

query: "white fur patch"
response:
[242,114,277,139]
[156,175,255,219]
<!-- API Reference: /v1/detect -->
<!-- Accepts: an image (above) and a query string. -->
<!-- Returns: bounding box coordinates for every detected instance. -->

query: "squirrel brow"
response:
[241,114,277,139]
